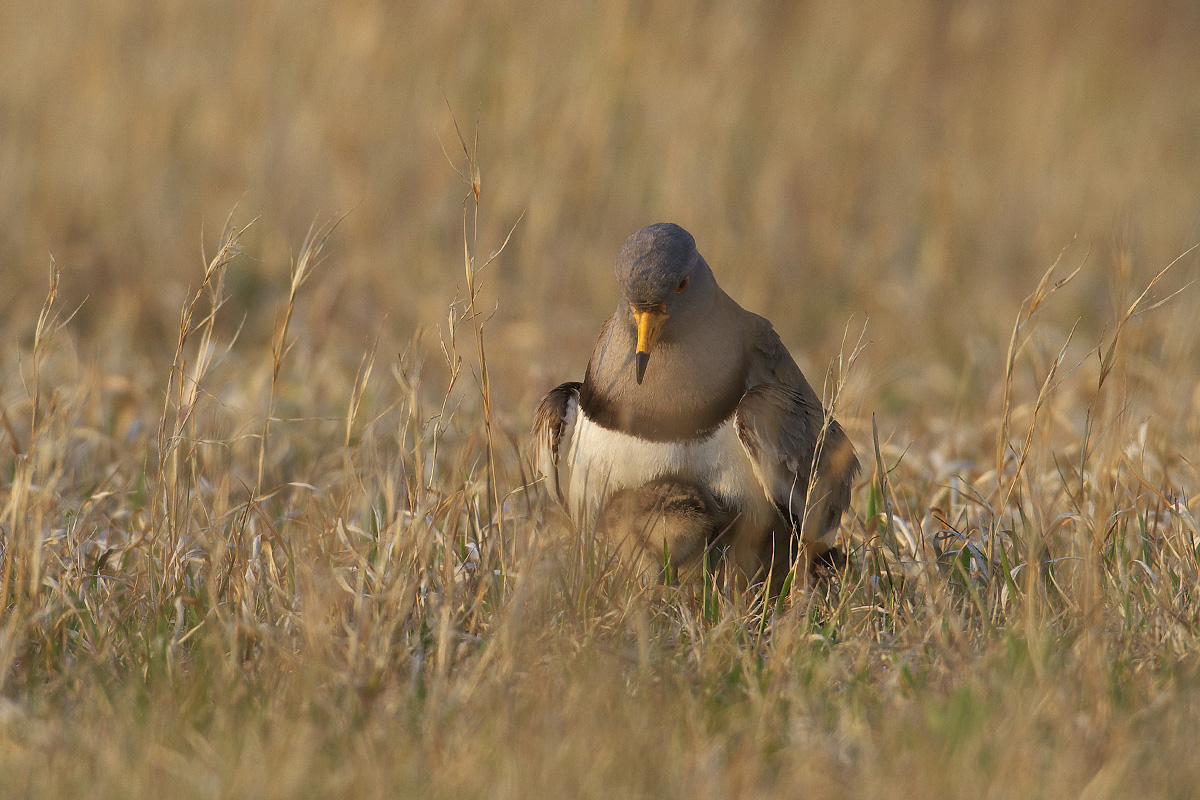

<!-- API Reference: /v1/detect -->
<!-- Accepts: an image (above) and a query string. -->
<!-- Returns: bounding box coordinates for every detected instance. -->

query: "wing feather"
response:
[736,325,860,544]
[531,381,581,504]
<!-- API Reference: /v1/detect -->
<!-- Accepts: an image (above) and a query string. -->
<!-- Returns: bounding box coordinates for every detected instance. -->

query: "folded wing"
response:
[734,382,859,544]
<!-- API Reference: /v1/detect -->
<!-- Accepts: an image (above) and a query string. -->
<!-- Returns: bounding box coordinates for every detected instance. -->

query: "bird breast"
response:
[565,411,771,531]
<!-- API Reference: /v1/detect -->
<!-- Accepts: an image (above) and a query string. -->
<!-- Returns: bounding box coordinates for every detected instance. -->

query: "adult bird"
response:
[533,223,859,588]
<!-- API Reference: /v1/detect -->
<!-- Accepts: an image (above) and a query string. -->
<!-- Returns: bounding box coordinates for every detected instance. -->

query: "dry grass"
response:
[3,1,1200,797]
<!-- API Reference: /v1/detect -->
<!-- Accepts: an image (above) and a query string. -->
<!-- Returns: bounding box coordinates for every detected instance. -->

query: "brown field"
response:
[3,1,1200,797]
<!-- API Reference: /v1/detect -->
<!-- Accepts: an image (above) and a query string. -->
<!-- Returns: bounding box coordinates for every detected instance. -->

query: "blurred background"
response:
[2,0,1198,433]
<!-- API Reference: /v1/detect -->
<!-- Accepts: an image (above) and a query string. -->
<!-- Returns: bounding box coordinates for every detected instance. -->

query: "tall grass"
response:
[2,166,1198,798]
[2,1,1200,797]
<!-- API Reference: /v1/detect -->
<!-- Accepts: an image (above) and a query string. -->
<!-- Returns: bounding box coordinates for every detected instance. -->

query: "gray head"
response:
[614,223,716,383]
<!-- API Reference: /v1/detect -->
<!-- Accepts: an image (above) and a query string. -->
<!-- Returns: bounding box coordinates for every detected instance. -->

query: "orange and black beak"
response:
[632,304,669,384]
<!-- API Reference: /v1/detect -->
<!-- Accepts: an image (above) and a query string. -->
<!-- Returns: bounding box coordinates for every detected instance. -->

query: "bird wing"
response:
[735,326,859,542]
[531,381,581,504]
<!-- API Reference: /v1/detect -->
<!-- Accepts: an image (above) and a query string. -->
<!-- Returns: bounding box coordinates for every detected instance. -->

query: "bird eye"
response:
[675,276,689,293]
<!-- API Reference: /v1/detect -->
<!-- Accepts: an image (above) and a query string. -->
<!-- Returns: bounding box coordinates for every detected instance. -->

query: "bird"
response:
[533,223,859,589]
[593,476,733,583]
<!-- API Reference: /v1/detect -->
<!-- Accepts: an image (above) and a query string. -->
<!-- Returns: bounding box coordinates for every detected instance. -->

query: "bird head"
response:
[614,223,714,384]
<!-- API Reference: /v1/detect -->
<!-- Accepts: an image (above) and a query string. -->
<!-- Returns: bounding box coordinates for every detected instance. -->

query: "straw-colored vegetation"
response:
[3,1,1200,797]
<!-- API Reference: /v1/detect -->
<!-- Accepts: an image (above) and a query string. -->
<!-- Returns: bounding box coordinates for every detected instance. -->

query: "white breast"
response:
[565,412,769,530]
